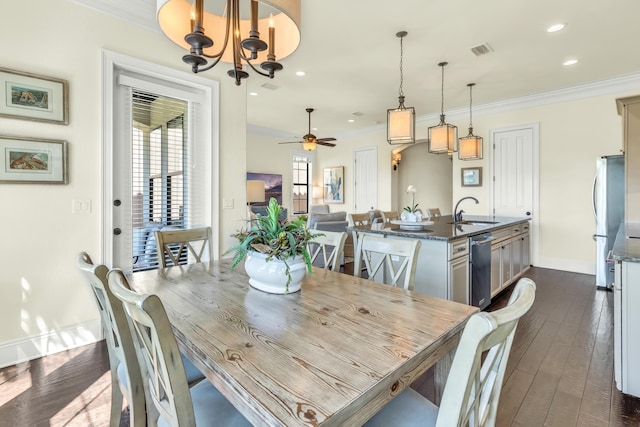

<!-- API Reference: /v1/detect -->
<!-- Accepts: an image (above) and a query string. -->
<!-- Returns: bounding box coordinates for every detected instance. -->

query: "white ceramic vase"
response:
[244,251,306,294]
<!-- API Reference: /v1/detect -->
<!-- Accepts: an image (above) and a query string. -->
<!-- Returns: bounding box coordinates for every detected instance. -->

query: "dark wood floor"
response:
[1,267,639,426]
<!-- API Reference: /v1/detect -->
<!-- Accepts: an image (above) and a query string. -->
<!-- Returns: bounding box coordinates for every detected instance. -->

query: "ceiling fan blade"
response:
[316,137,337,142]
[278,141,302,144]
[316,141,336,147]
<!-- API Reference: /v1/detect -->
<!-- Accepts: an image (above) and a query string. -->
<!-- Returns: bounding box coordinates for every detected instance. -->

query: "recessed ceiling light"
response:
[348,119,355,123]
[547,23,565,33]
[295,71,306,76]
[312,127,318,131]
[249,92,258,96]
[563,59,578,66]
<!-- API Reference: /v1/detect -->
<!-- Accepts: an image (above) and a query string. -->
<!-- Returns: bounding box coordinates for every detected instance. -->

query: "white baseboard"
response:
[0,319,102,369]
[536,256,596,276]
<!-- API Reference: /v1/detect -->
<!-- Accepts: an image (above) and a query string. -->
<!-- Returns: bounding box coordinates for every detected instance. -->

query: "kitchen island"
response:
[348,214,530,307]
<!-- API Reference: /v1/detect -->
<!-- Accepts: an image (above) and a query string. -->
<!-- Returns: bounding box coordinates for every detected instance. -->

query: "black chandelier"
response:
[157,0,301,85]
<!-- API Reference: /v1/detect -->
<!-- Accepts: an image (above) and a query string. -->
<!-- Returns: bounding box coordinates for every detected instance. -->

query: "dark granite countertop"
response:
[347,214,530,242]
[611,223,640,263]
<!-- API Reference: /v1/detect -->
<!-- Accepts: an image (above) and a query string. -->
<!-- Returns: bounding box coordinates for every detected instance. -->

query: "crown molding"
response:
[253,72,640,140]
[69,0,158,31]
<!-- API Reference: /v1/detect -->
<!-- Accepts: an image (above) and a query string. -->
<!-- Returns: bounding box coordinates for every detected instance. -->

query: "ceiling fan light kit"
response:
[278,108,337,150]
[157,0,301,86]
[387,31,416,145]
[458,83,483,160]
[428,61,458,154]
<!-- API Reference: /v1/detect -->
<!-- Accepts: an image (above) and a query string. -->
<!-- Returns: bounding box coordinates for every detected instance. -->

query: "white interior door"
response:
[492,126,534,217]
[491,124,539,264]
[353,147,377,212]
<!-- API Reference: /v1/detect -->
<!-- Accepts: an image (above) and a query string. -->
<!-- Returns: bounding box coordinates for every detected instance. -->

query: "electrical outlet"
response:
[223,198,234,209]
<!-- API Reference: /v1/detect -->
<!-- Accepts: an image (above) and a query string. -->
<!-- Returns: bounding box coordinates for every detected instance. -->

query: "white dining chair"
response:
[309,230,348,271]
[365,278,537,427]
[76,252,146,427]
[353,234,421,289]
[108,269,252,427]
[155,227,213,268]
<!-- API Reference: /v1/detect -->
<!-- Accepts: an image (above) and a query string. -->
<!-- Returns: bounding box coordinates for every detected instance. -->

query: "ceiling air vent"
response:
[470,43,493,57]
[261,83,279,90]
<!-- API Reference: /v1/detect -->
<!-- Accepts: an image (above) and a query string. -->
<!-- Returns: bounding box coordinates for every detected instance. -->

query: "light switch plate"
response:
[72,199,92,214]
[223,198,234,209]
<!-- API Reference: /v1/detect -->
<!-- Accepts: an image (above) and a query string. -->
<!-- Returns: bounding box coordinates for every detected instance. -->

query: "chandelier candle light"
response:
[428,62,458,154]
[387,31,415,145]
[157,0,301,85]
[458,83,483,160]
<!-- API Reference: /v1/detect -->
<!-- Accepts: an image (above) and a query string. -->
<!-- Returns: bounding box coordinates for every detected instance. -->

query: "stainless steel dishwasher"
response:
[471,233,494,310]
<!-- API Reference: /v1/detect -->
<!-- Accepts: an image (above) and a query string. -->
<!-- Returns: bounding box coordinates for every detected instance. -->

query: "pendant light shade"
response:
[458,83,483,160]
[428,62,457,154]
[387,31,415,145]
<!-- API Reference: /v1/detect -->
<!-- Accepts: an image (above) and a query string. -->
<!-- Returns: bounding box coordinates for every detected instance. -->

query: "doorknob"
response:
[113,228,122,236]
[113,199,121,207]
[526,211,531,216]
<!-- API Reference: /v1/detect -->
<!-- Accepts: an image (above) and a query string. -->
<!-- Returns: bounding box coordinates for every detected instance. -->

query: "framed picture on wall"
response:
[246,172,283,205]
[0,67,69,125]
[0,135,68,184]
[323,166,344,204]
[461,167,482,187]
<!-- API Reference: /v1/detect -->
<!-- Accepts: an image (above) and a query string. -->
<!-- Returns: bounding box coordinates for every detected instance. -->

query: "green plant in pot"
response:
[226,197,320,294]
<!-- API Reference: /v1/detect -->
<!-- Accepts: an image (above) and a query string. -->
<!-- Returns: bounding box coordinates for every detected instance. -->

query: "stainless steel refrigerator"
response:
[592,155,625,289]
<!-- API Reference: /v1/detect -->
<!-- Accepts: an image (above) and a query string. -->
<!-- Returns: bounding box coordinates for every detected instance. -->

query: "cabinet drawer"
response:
[449,238,469,259]
[492,227,512,244]
[511,222,529,236]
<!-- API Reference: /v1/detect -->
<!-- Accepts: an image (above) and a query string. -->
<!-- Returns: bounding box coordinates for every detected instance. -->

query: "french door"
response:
[102,51,217,271]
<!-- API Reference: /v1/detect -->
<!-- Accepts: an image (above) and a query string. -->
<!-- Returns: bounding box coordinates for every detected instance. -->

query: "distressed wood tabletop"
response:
[129,260,477,426]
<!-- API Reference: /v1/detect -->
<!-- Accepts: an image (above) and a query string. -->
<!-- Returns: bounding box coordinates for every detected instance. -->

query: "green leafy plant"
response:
[225,197,320,292]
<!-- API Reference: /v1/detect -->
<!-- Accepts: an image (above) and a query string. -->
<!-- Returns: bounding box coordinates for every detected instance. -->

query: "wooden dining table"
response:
[129,260,478,426]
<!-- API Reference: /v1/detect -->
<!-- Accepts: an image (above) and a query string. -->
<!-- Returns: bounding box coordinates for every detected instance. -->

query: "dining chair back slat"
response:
[353,234,421,289]
[76,252,145,427]
[381,211,400,223]
[108,269,195,426]
[155,227,213,268]
[365,278,537,427]
[309,230,348,271]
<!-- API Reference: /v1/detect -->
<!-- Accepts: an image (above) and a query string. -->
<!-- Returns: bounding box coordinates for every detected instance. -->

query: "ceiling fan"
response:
[278,108,337,151]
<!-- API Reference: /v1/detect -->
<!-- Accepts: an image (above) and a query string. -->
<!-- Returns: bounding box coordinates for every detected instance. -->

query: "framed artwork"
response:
[0,67,68,125]
[323,166,344,204]
[461,167,482,187]
[246,172,283,205]
[0,136,68,184]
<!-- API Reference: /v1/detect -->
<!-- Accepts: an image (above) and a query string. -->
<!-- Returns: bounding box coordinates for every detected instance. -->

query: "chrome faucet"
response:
[453,196,479,222]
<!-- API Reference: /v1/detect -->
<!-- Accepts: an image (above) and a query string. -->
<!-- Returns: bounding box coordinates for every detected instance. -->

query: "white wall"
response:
[0,0,248,365]
[396,142,453,215]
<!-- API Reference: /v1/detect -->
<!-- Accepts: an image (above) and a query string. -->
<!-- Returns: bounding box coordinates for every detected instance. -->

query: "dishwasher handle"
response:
[471,235,495,245]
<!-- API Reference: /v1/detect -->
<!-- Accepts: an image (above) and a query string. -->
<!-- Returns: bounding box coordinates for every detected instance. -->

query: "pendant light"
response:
[387,31,415,145]
[459,83,483,160]
[428,62,457,154]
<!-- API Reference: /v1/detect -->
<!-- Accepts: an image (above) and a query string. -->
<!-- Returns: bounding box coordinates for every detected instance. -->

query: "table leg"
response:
[433,333,460,405]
